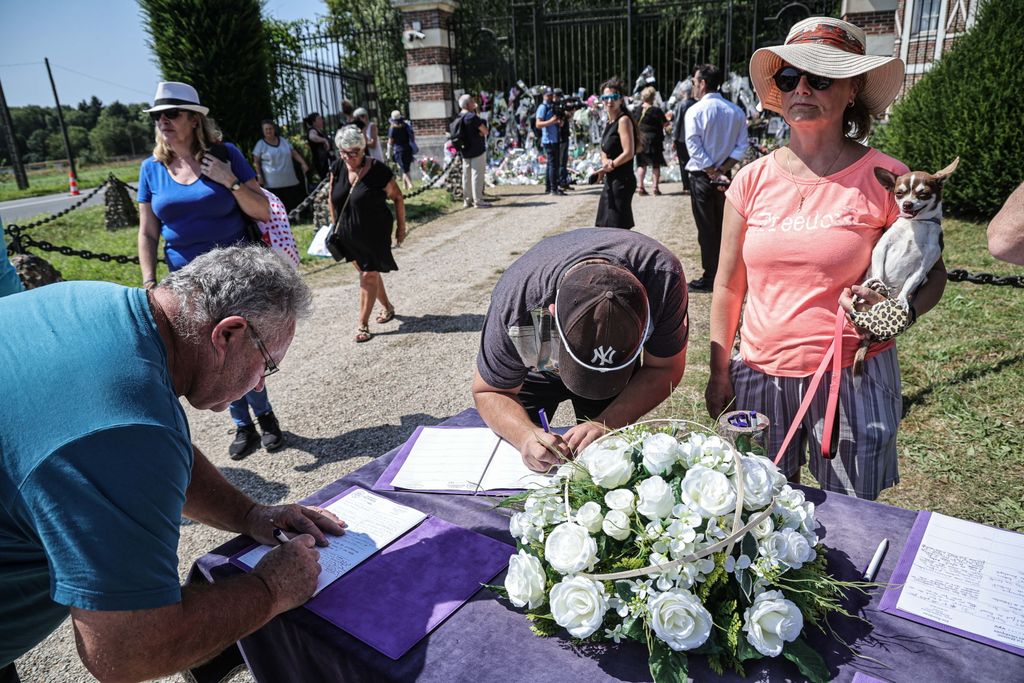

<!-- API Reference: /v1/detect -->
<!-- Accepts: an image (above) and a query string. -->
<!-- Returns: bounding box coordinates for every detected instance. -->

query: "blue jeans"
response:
[229,387,272,426]
[543,143,561,192]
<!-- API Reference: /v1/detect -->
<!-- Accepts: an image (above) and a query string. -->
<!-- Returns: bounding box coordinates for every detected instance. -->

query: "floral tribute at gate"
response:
[498,421,856,683]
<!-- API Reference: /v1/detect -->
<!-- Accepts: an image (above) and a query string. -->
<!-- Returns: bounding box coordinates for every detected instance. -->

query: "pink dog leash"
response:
[773,306,847,466]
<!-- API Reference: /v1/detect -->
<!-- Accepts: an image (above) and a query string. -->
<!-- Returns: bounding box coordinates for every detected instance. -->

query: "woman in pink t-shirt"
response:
[705,18,947,500]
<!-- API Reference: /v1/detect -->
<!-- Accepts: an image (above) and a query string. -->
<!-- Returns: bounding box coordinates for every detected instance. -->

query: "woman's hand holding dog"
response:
[840,285,887,339]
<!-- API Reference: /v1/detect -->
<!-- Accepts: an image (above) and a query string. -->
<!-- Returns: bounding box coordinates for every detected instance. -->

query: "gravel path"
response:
[16,182,705,682]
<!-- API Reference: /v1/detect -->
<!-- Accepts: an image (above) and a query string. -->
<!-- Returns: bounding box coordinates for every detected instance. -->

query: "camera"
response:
[552,96,584,119]
[405,30,426,42]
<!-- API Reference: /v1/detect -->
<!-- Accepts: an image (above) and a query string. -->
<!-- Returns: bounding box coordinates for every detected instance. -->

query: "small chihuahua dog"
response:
[863,157,959,304]
[851,157,959,385]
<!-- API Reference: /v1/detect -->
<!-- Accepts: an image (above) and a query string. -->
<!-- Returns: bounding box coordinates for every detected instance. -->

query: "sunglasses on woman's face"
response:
[340,148,363,158]
[149,108,183,123]
[600,93,622,102]
[772,67,834,93]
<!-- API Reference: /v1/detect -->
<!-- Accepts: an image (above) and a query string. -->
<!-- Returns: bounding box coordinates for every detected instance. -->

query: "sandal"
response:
[637,187,648,196]
[653,188,662,196]
[355,325,372,343]
[376,307,395,324]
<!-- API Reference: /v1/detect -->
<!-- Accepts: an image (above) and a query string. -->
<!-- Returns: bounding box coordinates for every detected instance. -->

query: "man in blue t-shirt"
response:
[0,245,344,681]
[535,88,564,196]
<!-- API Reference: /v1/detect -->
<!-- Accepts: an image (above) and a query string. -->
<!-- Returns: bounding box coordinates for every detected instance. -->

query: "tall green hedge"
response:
[873,0,1024,219]
[139,0,273,152]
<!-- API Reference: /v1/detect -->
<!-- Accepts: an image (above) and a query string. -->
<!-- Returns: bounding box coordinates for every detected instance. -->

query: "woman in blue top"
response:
[136,82,282,461]
[386,110,416,191]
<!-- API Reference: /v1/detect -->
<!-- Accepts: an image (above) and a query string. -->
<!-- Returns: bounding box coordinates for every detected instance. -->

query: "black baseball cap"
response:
[554,262,651,400]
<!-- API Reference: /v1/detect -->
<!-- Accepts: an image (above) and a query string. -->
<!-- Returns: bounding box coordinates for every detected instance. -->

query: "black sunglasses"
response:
[772,67,834,93]
[149,108,183,122]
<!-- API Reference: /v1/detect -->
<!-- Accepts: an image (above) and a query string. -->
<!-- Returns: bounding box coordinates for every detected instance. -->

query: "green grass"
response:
[7,187,453,286]
[653,217,1024,531]
[0,160,143,202]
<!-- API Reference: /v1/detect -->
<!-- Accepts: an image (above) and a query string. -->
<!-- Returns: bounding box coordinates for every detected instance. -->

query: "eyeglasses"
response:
[247,323,279,378]
[599,93,622,102]
[772,67,834,93]
[149,108,183,123]
[340,148,363,158]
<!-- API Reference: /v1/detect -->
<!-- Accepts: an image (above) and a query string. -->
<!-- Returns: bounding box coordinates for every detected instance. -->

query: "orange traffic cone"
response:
[68,172,80,196]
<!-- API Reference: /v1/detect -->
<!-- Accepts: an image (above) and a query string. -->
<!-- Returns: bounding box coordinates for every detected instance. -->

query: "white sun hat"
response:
[144,82,210,116]
[749,17,904,115]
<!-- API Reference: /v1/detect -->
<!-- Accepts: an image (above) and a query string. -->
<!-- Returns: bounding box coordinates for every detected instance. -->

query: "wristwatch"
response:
[229,179,242,192]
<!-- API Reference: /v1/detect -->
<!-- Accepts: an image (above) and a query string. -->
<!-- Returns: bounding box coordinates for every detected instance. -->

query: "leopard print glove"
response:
[850,298,916,341]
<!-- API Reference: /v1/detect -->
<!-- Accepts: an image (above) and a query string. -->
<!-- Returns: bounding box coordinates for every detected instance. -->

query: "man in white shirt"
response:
[684,64,748,292]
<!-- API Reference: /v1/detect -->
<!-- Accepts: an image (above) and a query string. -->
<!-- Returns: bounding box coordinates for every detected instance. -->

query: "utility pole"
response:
[0,77,29,190]
[44,58,78,191]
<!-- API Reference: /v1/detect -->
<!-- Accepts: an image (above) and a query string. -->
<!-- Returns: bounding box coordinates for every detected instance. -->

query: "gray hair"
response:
[161,245,312,345]
[458,93,473,109]
[335,125,366,150]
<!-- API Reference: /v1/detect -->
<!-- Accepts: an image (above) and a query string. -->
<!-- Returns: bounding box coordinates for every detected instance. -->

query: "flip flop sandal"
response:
[653,188,662,196]
[355,326,373,343]
[376,307,395,324]
[637,188,648,196]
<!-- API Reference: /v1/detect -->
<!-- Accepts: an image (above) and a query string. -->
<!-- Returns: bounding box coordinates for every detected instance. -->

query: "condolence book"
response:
[374,425,554,495]
[230,486,514,659]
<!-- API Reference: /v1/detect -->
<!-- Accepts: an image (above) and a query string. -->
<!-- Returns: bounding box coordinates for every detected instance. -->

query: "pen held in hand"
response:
[863,538,889,582]
[538,408,551,434]
[273,528,292,544]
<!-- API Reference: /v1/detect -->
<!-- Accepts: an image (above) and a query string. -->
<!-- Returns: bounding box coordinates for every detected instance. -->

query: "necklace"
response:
[784,144,846,212]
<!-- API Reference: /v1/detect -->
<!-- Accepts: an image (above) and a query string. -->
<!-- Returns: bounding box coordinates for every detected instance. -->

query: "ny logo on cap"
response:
[591,346,617,366]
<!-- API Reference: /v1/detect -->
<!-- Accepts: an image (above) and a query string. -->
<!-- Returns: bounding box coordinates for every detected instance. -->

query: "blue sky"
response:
[0,0,328,107]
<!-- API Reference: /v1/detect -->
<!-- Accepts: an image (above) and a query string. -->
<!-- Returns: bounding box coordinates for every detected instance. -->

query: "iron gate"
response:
[454,0,839,98]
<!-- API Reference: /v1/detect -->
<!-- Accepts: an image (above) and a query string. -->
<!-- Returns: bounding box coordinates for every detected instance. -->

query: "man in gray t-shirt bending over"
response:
[473,228,689,471]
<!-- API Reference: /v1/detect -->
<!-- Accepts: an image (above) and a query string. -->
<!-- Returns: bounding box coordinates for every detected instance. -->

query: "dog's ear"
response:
[874,166,898,192]
[934,156,960,183]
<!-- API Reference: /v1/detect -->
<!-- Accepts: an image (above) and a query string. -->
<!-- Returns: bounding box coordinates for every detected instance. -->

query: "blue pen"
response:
[538,408,551,433]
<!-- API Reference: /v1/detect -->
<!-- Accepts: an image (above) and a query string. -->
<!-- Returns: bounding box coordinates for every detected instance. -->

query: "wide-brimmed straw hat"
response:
[749,17,904,115]
[144,82,209,116]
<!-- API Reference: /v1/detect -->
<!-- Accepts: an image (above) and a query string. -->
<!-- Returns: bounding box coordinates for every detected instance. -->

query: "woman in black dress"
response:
[634,86,666,196]
[595,77,637,229]
[329,125,407,342]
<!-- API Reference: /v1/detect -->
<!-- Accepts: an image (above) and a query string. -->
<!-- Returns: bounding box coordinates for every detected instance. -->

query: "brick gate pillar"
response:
[392,1,458,174]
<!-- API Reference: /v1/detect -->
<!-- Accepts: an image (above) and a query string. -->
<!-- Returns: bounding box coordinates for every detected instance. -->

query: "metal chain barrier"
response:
[946,269,1024,288]
[403,154,457,199]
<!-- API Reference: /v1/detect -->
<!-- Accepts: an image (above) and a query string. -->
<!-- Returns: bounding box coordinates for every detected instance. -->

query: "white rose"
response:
[636,476,676,520]
[505,550,547,609]
[750,515,775,540]
[641,432,682,476]
[549,576,609,638]
[509,511,543,544]
[680,466,737,517]
[602,509,632,541]
[742,590,804,656]
[604,488,636,515]
[544,522,598,574]
[647,589,713,651]
[575,501,604,534]
[759,529,816,570]
[579,437,635,489]
[696,435,734,473]
[734,455,777,510]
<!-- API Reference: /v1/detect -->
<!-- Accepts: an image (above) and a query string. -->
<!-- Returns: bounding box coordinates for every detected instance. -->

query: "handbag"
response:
[325,162,365,262]
[408,124,419,155]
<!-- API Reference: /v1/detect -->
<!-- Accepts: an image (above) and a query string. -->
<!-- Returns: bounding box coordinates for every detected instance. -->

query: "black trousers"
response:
[517,373,616,426]
[0,663,19,683]
[558,139,570,187]
[674,141,691,192]
[543,143,561,192]
[689,170,726,281]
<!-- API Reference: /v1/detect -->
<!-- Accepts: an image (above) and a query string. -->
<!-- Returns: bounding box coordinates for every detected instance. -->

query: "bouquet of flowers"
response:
[499,421,852,683]
[418,157,443,182]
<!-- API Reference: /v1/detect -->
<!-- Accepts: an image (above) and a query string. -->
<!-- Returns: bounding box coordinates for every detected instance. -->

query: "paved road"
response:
[0,189,106,225]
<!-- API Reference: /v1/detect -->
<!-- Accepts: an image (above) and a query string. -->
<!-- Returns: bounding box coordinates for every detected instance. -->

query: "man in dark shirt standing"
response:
[455,94,490,208]
[472,228,689,471]
[535,88,564,196]
[671,79,697,194]
[554,88,573,191]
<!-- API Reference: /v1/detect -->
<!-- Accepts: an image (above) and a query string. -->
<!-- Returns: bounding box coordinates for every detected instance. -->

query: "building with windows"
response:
[842,0,983,95]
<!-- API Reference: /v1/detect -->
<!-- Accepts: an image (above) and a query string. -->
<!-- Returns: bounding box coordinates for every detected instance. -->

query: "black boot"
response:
[257,411,284,452]
[229,424,260,460]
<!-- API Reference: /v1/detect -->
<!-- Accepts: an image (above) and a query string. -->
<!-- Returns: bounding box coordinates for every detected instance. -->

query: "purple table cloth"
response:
[191,409,1023,682]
